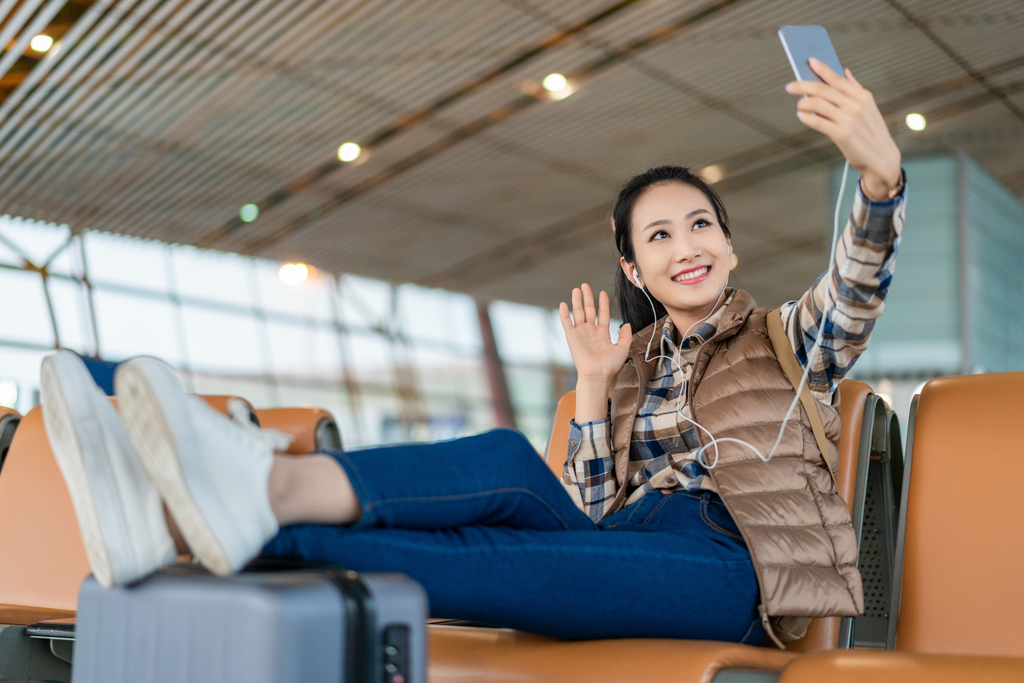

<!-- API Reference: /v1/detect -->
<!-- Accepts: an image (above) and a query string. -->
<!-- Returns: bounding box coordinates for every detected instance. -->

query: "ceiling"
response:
[1,0,1021,310]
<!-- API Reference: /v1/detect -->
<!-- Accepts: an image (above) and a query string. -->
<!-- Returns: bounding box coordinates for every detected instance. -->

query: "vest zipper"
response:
[759,604,785,650]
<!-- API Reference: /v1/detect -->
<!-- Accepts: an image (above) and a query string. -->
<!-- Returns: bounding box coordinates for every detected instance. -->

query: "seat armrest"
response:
[778,650,1024,683]
[198,395,258,424]
[255,408,340,455]
[428,627,796,683]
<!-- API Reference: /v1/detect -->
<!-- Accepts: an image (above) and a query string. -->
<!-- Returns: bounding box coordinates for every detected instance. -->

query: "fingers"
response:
[785,79,853,109]
[616,322,632,348]
[796,108,841,138]
[796,94,843,123]
[582,283,597,326]
[597,290,610,327]
[807,58,859,98]
[558,301,573,332]
[571,287,584,325]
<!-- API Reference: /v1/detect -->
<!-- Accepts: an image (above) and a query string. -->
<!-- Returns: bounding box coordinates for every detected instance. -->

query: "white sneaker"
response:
[114,357,279,576]
[40,351,176,588]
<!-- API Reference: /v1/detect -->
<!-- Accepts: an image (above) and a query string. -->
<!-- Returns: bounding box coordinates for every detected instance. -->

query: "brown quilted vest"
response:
[609,290,864,623]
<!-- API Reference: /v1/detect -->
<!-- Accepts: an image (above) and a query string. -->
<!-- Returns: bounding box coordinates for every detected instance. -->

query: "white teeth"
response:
[673,266,710,282]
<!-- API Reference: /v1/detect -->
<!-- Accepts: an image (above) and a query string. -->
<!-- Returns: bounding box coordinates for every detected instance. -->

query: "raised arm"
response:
[557,284,632,520]
[781,59,906,401]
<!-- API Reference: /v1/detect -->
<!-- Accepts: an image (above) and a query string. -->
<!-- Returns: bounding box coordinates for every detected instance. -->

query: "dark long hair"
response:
[613,166,731,332]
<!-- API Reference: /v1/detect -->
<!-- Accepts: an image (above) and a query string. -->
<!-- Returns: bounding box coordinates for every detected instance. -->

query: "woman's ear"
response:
[620,257,641,288]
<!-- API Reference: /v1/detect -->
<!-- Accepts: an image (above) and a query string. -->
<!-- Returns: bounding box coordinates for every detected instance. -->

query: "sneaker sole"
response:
[116,362,233,576]
[41,357,118,587]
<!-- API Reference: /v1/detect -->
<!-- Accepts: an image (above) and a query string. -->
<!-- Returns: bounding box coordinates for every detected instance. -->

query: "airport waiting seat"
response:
[889,372,1024,656]
[427,379,896,683]
[0,405,87,627]
[774,371,1024,681]
[0,407,20,474]
[255,407,343,454]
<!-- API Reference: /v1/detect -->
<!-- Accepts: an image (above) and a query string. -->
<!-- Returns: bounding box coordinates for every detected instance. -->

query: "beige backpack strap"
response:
[766,308,838,490]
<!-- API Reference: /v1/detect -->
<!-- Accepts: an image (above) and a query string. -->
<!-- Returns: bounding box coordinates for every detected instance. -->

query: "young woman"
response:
[41,59,903,645]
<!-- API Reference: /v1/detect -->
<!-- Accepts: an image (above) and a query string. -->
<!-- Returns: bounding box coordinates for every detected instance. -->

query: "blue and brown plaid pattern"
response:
[563,180,906,522]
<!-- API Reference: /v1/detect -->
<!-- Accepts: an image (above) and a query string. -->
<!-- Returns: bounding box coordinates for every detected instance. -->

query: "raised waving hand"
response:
[558,284,632,424]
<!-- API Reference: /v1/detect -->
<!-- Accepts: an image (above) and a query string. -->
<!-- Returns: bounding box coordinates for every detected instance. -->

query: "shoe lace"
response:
[226,398,294,454]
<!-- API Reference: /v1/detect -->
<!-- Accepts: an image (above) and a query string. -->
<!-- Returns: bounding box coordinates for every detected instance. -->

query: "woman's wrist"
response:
[860,166,903,202]
[575,375,613,423]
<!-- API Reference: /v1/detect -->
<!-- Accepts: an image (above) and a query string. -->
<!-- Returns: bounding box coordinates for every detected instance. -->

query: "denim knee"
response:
[476,428,543,467]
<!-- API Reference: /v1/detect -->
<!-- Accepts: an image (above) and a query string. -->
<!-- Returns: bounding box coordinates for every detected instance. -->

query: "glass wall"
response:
[489,301,577,450]
[0,215,576,451]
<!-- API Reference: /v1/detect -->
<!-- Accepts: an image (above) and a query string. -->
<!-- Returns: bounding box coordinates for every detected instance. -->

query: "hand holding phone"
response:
[778,25,901,201]
[778,25,844,83]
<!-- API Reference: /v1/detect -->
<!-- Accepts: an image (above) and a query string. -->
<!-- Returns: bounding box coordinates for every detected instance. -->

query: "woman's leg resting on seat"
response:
[263,492,763,642]
[304,428,593,532]
[269,453,362,526]
[167,428,585,555]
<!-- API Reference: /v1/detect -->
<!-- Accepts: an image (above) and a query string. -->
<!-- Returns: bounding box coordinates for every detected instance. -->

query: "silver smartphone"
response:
[778,25,844,82]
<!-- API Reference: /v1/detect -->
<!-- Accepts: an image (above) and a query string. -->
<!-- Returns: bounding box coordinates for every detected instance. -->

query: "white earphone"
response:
[632,267,643,290]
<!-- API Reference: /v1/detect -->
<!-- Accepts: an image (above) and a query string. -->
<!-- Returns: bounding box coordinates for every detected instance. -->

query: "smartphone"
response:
[778,25,844,82]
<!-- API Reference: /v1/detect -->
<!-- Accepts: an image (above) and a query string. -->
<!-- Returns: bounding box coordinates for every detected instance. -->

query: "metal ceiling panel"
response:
[0,0,1020,310]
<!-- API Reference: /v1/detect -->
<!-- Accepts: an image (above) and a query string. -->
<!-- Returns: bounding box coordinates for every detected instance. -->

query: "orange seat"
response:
[786,372,1024,683]
[429,628,797,683]
[0,406,88,625]
[779,650,1024,683]
[788,379,879,652]
[255,407,342,454]
[890,372,1024,656]
[197,395,258,424]
[543,390,577,476]
[0,406,21,473]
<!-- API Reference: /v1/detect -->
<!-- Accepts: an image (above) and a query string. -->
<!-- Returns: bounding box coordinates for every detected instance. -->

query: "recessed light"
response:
[701,164,724,184]
[239,204,259,222]
[542,73,568,92]
[30,34,53,53]
[337,142,361,162]
[279,263,309,286]
[905,113,926,131]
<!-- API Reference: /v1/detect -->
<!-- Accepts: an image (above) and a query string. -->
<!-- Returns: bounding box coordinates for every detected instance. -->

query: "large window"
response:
[0,215,576,450]
[489,301,577,451]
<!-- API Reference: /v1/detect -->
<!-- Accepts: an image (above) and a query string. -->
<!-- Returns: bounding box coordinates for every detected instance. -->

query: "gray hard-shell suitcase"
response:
[70,564,428,683]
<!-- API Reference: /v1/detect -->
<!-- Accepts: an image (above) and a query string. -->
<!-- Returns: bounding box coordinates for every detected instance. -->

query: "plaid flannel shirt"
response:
[563,177,907,522]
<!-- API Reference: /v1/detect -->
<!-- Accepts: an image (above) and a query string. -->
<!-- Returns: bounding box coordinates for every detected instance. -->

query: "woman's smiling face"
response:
[620,181,732,330]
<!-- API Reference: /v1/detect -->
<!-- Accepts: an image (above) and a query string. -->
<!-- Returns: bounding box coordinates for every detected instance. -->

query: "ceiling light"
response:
[337,142,361,162]
[542,73,567,92]
[905,113,926,131]
[701,164,724,184]
[279,263,308,286]
[730,252,738,271]
[239,204,259,222]
[30,34,53,53]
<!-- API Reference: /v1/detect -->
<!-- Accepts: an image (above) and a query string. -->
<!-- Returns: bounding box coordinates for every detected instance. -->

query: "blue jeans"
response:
[261,429,765,643]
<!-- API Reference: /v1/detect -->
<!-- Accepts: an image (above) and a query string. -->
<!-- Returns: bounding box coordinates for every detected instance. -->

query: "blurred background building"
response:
[1,0,1021,450]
